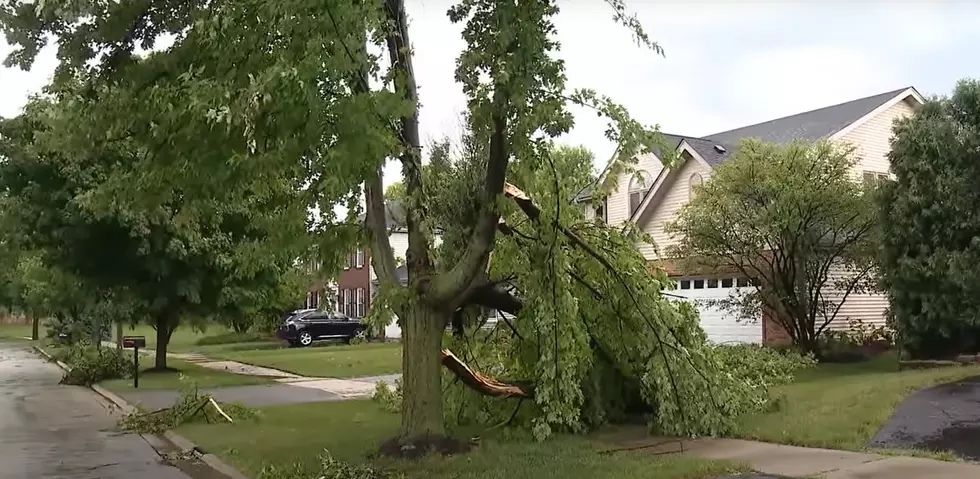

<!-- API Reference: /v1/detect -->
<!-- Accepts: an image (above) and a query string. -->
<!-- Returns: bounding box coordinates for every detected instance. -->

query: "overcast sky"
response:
[3,0,979,181]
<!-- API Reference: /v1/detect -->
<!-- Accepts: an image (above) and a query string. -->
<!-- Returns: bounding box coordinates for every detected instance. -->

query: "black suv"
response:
[276,309,367,347]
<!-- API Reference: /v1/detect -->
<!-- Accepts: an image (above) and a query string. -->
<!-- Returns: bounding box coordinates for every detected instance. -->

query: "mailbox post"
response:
[121,336,146,388]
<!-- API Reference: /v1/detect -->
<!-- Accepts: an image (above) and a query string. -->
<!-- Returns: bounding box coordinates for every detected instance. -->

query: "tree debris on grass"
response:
[120,380,260,434]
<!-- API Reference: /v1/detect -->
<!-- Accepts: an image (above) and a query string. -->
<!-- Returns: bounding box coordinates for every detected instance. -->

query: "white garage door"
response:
[671,276,762,344]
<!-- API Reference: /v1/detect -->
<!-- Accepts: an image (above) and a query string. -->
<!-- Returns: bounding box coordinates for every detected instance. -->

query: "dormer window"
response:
[688,173,704,200]
[629,170,653,216]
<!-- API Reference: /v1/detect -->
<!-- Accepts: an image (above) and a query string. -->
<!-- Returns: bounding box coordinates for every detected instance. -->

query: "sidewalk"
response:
[101,340,399,400]
[606,434,980,478]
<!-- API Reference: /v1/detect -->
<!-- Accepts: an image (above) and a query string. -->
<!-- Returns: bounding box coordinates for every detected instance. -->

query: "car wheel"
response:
[298,331,313,347]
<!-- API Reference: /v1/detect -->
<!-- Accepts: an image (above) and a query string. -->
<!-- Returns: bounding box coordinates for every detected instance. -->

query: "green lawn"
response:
[731,352,980,452]
[179,400,747,479]
[214,342,402,378]
[100,357,275,391]
[0,323,34,340]
[116,324,237,352]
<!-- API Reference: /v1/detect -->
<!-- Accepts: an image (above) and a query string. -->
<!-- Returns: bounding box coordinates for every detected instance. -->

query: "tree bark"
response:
[116,321,123,349]
[153,316,174,370]
[400,303,448,437]
[31,315,39,341]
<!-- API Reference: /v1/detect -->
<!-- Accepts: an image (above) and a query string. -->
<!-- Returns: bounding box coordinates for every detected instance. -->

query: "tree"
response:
[1,0,803,448]
[0,77,309,370]
[880,79,980,359]
[667,139,878,355]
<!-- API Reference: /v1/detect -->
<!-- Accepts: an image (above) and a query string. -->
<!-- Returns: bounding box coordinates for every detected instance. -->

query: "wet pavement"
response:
[0,340,193,479]
[119,383,343,410]
[868,375,980,460]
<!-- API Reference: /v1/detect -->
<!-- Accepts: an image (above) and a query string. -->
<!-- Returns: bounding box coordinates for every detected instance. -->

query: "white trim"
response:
[829,87,925,141]
[626,167,669,225]
[677,141,713,171]
[629,143,710,226]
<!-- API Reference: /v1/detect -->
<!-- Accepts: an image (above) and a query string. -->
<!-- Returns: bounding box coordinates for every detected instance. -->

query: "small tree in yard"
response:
[880,79,980,359]
[668,139,879,355]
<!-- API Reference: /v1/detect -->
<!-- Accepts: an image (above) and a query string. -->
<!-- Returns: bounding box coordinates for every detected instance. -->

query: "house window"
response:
[628,171,653,216]
[721,278,734,288]
[688,173,704,200]
[356,250,365,268]
[736,277,749,288]
[341,289,350,316]
[594,198,608,223]
[863,171,889,189]
[693,279,705,289]
[679,280,691,290]
[707,278,718,288]
[355,288,365,318]
[306,291,314,309]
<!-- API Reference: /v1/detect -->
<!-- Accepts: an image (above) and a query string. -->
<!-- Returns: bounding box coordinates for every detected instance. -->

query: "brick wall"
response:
[761,308,792,345]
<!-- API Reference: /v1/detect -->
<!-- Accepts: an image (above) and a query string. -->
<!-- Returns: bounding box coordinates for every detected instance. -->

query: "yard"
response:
[730,352,980,453]
[213,342,403,378]
[0,322,34,340]
[99,357,275,391]
[178,399,748,479]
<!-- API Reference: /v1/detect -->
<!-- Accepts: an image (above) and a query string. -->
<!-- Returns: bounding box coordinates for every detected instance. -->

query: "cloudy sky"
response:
[2,0,979,178]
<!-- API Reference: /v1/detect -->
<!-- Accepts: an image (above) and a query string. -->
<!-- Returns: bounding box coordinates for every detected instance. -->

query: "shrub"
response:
[372,379,401,413]
[59,345,134,386]
[816,319,895,363]
[45,316,111,346]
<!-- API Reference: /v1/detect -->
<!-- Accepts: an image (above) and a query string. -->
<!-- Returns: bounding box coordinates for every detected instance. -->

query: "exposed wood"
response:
[440,349,534,398]
[208,397,234,424]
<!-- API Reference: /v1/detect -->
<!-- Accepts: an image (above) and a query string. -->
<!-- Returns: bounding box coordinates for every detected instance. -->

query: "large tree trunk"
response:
[153,316,174,370]
[400,304,449,437]
[31,316,39,341]
[116,321,123,349]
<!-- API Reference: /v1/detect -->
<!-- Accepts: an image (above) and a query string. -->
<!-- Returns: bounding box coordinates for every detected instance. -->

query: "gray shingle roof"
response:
[703,87,910,146]
[653,87,912,168]
[357,200,406,229]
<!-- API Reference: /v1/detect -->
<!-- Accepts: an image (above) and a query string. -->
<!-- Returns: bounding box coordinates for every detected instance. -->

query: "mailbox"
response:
[122,335,146,388]
[122,336,146,348]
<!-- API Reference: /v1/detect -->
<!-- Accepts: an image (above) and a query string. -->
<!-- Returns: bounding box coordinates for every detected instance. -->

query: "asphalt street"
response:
[0,340,193,479]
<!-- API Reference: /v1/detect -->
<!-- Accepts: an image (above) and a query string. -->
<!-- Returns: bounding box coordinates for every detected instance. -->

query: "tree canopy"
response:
[880,78,980,359]
[667,139,879,354]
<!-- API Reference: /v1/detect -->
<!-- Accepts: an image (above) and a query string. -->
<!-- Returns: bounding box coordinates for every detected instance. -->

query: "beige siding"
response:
[825,97,917,331]
[840,98,917,180]
[821,263,887,331]
[605,152,664,225]
[638,159,712,259]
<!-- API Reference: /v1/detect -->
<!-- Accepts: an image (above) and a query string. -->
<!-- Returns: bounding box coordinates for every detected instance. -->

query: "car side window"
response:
[304,313,328,321]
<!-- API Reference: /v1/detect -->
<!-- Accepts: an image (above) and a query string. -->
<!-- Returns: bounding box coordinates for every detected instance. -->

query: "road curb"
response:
[31,344,252,479]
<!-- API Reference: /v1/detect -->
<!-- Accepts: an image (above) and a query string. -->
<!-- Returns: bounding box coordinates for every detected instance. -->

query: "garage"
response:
[670,276,762,344]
